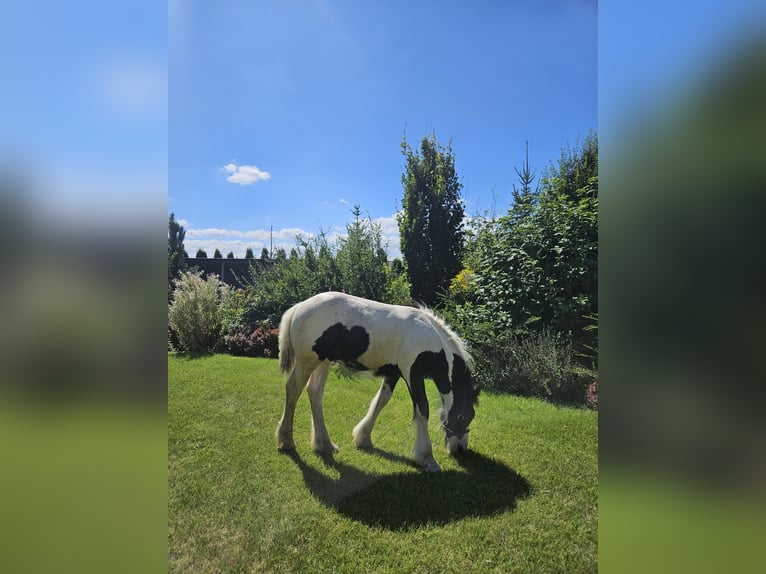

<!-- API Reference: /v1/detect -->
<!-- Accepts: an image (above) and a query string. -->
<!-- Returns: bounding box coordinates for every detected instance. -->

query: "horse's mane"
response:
[417,304,475,372]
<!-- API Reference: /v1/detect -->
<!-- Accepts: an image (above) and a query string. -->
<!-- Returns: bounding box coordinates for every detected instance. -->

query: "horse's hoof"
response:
[313,441,339,454]
[421,458,441,473]
[352,429,373,449]
[276,430,295,450]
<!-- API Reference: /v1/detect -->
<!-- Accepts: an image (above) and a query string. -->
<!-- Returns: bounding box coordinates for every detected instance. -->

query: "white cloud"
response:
[187,227,310,240]
[221,161,271,185]
[184,226,315,258]
[374,213,402,260]
[375,213,400,236]
[340,198,349,205]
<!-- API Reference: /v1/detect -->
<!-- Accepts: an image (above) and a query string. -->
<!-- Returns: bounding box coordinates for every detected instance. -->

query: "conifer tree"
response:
[398,131,465,306]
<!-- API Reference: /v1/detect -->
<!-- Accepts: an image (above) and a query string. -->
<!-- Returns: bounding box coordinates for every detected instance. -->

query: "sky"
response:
[168,0,597,259]
[3,1,760,260]
[1,2,167,229]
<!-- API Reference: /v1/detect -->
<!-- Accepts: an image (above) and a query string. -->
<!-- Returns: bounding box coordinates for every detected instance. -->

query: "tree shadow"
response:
[283,449,532,530]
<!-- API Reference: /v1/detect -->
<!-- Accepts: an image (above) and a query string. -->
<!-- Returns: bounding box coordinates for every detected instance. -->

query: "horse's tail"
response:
[278,304,297,376]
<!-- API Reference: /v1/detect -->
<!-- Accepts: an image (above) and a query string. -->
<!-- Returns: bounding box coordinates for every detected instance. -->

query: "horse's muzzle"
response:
[445,433,469,455]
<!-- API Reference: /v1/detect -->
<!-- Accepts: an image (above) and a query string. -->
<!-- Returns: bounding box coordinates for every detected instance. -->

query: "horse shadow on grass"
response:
[284,448,532,530]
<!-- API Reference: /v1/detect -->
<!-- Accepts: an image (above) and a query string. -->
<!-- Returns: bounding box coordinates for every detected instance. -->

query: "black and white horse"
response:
[276,292,479,472]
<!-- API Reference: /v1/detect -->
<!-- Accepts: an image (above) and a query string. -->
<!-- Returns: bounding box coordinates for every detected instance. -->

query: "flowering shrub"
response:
[224,322,279,358]
[252,325,279,358]
[447,267,475,305]
[222,325,255,356]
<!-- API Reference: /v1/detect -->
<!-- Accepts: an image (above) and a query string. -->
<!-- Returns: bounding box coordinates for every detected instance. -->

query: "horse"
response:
[275,291,479,472]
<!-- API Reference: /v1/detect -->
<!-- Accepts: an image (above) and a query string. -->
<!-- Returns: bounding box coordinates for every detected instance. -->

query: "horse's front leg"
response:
[412,405,440,472]
[306,362,338,454]
[406,375,440,472]
[353,375,398,449]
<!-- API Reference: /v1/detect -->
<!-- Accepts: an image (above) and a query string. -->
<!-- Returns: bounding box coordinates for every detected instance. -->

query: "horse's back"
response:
[292,292,417,324]
[285,292,437,370]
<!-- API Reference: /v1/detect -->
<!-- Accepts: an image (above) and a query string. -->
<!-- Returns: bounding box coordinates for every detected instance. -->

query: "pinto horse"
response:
[276,292,479,472]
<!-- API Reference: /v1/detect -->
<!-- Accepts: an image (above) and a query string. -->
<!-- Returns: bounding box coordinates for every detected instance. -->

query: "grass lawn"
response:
[169,354,597,573]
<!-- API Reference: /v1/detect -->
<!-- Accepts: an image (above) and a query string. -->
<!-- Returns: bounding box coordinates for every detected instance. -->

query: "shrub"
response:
[223,322,279,358]
[450,136,598,367]
[385,270,412,306]
[168,325,180,352]
[168,271,231,355]
[503,329,593,405]
[253,325,280,358]
[447,307,593,405]
[222,324,255,356]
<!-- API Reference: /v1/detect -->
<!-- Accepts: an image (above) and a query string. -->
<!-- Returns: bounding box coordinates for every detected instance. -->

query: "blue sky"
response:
[169,0,597,259]
[1,2,167,227]
[3,1,764,260]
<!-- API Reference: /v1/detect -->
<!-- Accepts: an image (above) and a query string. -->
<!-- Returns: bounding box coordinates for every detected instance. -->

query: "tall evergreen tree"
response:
[398,131,465,306]
[213,249,223,259]
[511,141,538,219]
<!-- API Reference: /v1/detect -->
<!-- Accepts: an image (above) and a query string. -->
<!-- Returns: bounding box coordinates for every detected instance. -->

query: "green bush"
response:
[475,328,592,405]
[385,267,412,306]
[442,303,593,405]
[510,329,593,404]
[456,134,598,366]
[168,271,231,355]
[434,136,598,403]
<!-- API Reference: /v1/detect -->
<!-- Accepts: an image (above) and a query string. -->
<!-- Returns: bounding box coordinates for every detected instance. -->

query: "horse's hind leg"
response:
[276,361,312,450]
[306,361,338,454]
[352,375,398,449]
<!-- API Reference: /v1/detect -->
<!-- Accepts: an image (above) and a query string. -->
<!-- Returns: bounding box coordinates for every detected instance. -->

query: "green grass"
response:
[169,354,597,573]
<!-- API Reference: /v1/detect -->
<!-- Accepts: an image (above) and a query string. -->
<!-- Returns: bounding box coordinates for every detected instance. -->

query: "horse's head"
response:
[441,356,480,455]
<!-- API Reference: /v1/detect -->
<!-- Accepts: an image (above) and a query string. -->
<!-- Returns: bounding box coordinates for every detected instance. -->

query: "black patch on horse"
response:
[410,350,451,394]
[405,350,451,418]
[452,356,480,405]
[312,323,370,368]
[374,363,401,379]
